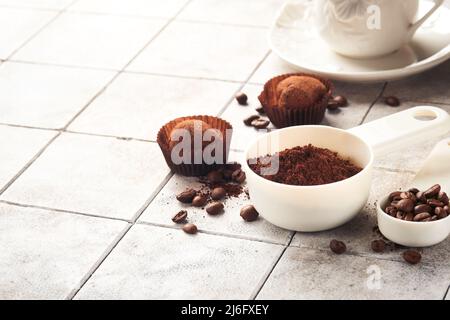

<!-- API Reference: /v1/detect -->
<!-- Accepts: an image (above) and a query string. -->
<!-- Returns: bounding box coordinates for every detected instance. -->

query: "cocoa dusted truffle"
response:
[169,119,212,151]
[276,76,327,109]
[258,73,333,127]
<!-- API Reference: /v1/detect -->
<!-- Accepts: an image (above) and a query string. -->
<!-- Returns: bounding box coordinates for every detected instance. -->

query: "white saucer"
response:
[269,0,450,83]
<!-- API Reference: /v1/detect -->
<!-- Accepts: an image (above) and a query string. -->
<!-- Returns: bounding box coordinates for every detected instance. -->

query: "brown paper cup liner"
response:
[157,115,233,177]
[258,73,333,128]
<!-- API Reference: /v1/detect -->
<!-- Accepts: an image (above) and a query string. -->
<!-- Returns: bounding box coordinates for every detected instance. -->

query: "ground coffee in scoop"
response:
[248,144,362,186]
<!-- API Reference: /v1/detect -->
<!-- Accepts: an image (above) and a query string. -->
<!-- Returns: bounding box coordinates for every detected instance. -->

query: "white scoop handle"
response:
[412,137,450,192]
[348,106,450,157]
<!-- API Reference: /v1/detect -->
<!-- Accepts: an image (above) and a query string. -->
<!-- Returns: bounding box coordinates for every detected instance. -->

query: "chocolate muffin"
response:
[157,116,232,176]
[259,73,333,128]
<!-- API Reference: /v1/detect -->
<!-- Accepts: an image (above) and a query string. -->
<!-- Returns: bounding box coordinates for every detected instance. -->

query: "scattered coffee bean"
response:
[240,205,259,222]
[424,184,440,198]
[205,201,224,215]
[231,169,246,184]
[327,95,347,110]
[176,188,197,204]
[384,96,400,107]
[211,187,226,200]
[251,119,270,129]
[235,92,248,105]
[403,250,421,265]
[207,170,223,183]
[384,184,449,222]
[371,239,386,253]
[172,210,188,224]
[395,198,414,213]
[329,239,346,254]
[192,195,207,207]
[243,115,260,126]
[255,106,265,114]
[182,223,198,234]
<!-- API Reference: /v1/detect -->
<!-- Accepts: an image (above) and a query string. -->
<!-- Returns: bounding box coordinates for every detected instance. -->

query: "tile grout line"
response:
[359,82,388,125]
[6,59,247,84]
[60,0,192,130]
[66,171,175,300]
[0,132,61,196]
[0,199,131,223]
[66,1,196,300]
[443,284,450,300]
[216,50,272,118]
[137,220,290,246]
[250,232,295,300]
[65,222,133,300]
[5,0,78,61]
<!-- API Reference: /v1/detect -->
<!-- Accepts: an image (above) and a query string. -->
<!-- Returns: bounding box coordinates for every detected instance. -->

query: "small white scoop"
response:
[377,138,450,247]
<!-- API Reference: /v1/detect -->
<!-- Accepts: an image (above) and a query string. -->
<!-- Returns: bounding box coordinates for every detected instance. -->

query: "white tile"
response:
[0,0,72,10]
[139,151,293,244]
[364,102,450,172]
[178,0,283,27]
[257,247,450,300]
[75,224,283,299]
[1,133,170,220]
[248,52,297,85]
[70,0,188,18]
[220,83,275,151]
[13,12,167,69]
[0,62,115,128]
[0,7,57,59]
[69,72,238,140]
[127,21,268,81]
[383,60,450,105]
[0,203,127,299]
[0,126,56,191]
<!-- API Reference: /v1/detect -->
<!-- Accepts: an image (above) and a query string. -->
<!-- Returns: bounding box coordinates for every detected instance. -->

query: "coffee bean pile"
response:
[384,184,449,222]
[174,162,259,234]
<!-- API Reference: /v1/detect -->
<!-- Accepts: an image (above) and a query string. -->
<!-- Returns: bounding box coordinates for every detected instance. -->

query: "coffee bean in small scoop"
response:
[235,92,248,105]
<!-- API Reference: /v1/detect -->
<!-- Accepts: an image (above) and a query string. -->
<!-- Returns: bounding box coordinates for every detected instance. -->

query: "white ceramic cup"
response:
[314,0,444,58]
[243,106,450,232]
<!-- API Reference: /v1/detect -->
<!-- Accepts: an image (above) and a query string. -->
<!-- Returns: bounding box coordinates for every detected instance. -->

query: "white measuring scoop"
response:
[243,106,450,232]
[377,138,450,247]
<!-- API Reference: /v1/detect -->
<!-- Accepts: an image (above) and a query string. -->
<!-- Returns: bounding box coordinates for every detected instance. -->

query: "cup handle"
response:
[347,106,450,158]
[408,0,444,36]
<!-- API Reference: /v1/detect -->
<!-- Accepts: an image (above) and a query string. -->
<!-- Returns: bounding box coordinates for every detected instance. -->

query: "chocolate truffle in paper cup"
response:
[258,73,333,128]
[157,116,232,176]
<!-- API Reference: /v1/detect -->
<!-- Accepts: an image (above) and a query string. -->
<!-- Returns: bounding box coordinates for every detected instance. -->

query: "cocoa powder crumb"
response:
[248,144,362,186]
